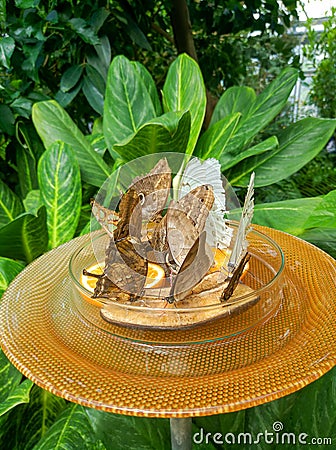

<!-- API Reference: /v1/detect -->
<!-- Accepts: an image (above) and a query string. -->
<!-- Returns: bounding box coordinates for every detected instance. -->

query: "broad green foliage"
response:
[0,53,335,448]
[104,55,156,155]
[162,54,207,155]
[38,142,82,249]
[0,257,25,298]
[0,349,33,417]
[32,101,111,187]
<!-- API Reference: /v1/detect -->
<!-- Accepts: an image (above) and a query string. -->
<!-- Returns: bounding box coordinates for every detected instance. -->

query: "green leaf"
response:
[15,0,40,7]
[0,350,22,403]
[0,257,25,297]
[0,385,67,449]
[83,65,105,115]
[60,65,83,93]
[252,197,322,235]
[23,189,42,214]
[0,36,15,69]
[231,117,336,187]
[299,228,336,258]
[162,53,206,155]
[113,111,191,161]
[227,136,279,186]
[16,144,38,198]
[32,100,111,187]
[38,142,82,249]
[0,179,24,227]
[103,55,156,154]
[0,379,33,417]
[0,104,15,135]
[132,61,162,116]
[86,408,171,450]
[69,18,100,45]
[34,404,104,450]
[0,0,6,23]
[0,207,48,263]
[55,81,82,108]
[195,112,241,159]
[220,68,298,168]
[210,86,256,126]
[302,189,336,229]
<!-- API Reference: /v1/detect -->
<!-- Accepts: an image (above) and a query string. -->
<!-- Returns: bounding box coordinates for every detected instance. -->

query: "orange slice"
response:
[81,262,165,295]
[145,263,165,288]
[210,248,249,279]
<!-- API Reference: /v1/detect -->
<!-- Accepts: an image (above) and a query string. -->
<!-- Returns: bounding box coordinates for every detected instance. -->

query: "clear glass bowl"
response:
[69,223,285,344]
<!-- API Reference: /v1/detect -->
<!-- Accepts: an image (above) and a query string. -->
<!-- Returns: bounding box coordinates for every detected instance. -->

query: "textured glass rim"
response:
[69,221,285,313]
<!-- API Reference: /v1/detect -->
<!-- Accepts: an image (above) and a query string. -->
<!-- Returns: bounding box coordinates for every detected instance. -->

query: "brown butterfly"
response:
[148,184,215,267]
[220,252,250,302]
[92,158,171,238]
[88,188,148,300]
[128,157,172,221]
[167,231,214,303]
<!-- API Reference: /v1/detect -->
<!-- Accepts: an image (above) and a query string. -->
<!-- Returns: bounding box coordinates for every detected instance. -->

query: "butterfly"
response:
[228,172,255,273]
[91,158,172,237]
[88,188,148,300]
[148,184,215,270]
[220,252,250,302]
[176,157,233,249]
[167,231,214,303]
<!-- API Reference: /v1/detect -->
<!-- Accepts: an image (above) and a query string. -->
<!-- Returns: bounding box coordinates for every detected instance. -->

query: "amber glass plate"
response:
[0,226,335,418]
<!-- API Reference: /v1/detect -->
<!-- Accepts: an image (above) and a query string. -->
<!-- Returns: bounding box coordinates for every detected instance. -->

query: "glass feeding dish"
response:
[69,222,285,344]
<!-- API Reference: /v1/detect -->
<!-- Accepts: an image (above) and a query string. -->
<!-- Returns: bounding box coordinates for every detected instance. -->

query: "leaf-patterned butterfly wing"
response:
[178,157,233,249]
[104,238,148,296]
[91,200,119,238]
[166,185,214,267]
[166,201,200,267]
[221,253,250,302]
[130,158,171,220]
[169,231,214,302]
[113,187,142,241]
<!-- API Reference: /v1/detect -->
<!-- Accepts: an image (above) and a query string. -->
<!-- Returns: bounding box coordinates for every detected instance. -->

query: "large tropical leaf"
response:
[299,228,336,258]
[132,61,162,116]
[227,136,279,185]
[0,385,67,449]
[38,142,82,249]
[16,144,38,198]
[34,404,105,450]
[0,179,24,227]
[302,189,336,229]
[162,53,206,155]
[113,111,191,161]
[229,118,336,187]
[219,68,298,169]
[0,257,25,297]
[210,86,256,126]
[0,207,48,263]
[86,408,171,450]
[0,350,33,423]
[195,112,241,159]
[103,55,156,156]
[32,100,111,187]
[252,197,323,235]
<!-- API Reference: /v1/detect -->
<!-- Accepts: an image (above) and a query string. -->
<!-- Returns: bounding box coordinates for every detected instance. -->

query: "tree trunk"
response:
[170,0,198,61]
[170,0,217,128]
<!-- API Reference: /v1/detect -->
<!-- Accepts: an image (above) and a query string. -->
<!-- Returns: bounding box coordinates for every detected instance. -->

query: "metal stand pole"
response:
[170,418,192,450]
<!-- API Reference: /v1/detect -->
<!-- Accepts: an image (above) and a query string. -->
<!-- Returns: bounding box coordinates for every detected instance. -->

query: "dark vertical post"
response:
[170,417,192,450]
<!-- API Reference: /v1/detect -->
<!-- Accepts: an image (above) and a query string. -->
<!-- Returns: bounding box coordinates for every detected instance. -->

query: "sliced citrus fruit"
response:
[145,263,165,288]
[80,263,103,293]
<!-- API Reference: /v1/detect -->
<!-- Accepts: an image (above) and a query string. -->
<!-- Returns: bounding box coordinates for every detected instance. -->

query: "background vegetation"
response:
[0,1,335,448]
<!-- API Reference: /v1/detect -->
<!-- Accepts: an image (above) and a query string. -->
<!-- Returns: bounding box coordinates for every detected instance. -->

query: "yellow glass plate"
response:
[0,225,335,418]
